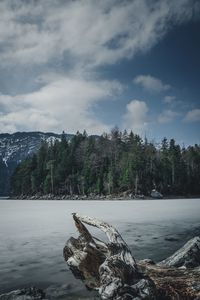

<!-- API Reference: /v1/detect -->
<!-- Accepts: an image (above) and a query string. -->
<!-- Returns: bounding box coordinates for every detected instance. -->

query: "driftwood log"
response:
[63,214,200,299]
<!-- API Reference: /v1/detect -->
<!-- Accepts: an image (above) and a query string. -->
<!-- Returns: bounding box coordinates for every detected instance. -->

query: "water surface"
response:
[0,199,200,297]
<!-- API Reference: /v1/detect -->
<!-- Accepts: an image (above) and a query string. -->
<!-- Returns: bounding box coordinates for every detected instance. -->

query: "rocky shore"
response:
[10,192,145,200]
[10,193,199,201]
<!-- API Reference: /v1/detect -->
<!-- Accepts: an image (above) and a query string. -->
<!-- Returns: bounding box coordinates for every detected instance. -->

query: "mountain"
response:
[0,131,73,196]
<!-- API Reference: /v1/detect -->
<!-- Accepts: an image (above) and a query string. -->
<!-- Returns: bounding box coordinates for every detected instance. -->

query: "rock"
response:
[0,284,98,300]
[158,236,200,268]
[0,287,46,300]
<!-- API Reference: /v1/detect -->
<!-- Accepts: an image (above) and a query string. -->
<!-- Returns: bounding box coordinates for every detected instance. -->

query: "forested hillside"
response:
[0,131,73,195]
[11,129,200,197]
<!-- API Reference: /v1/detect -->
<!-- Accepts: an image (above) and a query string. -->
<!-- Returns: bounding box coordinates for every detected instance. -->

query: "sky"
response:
[0,0,200,145]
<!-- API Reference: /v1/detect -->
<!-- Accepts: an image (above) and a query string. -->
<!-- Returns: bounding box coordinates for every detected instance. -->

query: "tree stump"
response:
[63,213,200,300]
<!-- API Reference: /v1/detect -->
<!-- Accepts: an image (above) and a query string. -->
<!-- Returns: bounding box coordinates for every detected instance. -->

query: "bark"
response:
[139,261,200,300]
[64,213,156,299]
[158,236,200,268]
[63,214,200,300]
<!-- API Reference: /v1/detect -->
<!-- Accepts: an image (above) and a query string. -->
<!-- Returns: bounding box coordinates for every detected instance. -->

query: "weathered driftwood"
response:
[139,261,200,300]
[63,213,156,299]
[63,213,200,300]
[143,236,200,299]
[158,236,200,268]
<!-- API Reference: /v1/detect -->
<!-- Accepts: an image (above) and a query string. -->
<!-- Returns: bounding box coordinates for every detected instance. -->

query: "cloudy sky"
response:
[0,0,200,145]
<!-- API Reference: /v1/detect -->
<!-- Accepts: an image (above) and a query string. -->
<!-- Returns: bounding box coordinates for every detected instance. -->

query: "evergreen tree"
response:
[10,130,200,197]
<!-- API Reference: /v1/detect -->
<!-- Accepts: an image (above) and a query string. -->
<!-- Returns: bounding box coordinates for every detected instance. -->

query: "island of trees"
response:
[11,129,200,198]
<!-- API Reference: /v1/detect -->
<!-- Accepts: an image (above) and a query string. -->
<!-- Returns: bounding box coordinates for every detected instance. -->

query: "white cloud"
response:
[164,95,176,103]
[158,109,179,123]
[0,75,122,134]
[122,100,148,133]
[0,0,199,134]
[184,109,200,122]
[0,0,199,68]
[134,75,171,93]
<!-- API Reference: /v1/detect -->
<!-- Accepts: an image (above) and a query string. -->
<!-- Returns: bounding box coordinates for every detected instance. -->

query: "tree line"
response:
[11,129,200,197]
[0,158,9,195]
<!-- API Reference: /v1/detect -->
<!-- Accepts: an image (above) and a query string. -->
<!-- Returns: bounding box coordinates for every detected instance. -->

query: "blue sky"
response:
[0,0,200,145]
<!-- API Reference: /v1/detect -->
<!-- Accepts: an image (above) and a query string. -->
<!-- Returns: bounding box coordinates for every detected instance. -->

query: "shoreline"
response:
[5,194,200,201]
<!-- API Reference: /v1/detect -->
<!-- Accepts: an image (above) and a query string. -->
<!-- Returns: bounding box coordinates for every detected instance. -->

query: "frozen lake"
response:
[0,199,200,298]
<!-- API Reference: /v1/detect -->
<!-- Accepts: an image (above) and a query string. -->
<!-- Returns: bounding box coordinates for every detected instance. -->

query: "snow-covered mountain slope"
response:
[0,131,73,195]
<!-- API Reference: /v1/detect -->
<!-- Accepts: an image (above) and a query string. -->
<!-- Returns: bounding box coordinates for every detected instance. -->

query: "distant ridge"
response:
[0,131,73,196]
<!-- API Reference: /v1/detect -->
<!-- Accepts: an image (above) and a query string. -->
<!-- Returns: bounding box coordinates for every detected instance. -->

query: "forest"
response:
[11,129,200,197]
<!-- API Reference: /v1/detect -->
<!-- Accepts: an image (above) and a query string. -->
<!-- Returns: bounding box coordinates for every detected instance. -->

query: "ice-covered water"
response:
[0,199,200,297]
